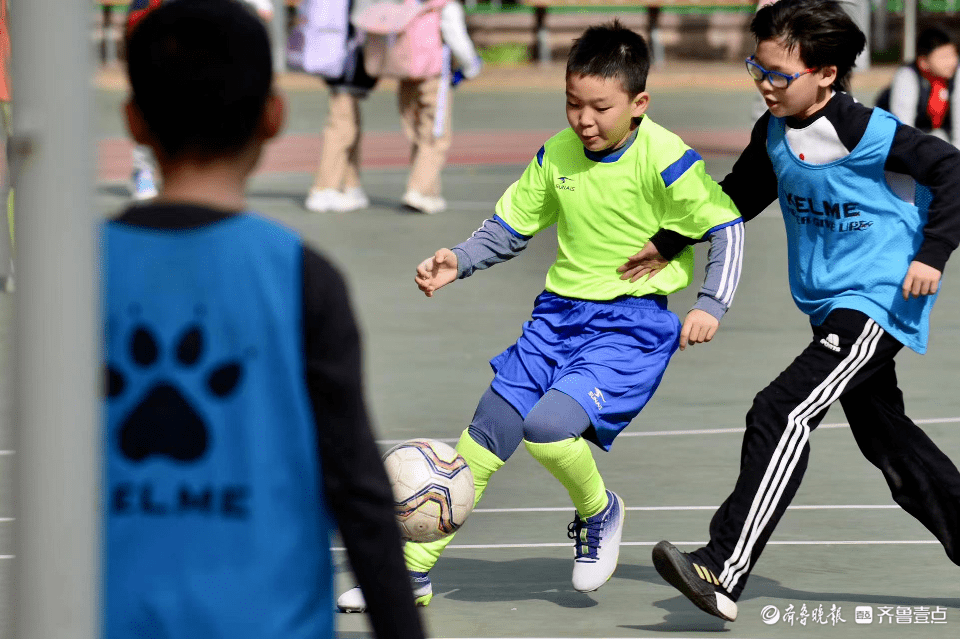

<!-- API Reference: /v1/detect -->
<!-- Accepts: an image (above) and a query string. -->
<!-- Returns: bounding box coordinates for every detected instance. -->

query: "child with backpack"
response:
[296,0,380,213]
[355,0,482,214]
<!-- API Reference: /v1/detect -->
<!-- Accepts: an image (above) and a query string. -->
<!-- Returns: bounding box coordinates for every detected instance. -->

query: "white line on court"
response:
[473,504,898,513]
[377,416,960,446]
[332,540,938,551]
[0,450,13,455]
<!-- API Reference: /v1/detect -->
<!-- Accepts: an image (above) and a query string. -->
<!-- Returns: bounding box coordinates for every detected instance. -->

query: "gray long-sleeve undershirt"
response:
[450,217,744,321]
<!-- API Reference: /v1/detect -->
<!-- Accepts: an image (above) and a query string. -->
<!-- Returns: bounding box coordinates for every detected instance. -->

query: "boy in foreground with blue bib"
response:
[641,0,960,623]
[102,2,424,638]
[337,20,745,611]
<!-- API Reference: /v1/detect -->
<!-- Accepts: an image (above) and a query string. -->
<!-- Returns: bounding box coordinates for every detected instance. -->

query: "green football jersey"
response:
[495,117,741,300]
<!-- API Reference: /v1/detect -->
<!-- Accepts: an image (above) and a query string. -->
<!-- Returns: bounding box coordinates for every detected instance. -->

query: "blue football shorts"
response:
[489,290,681,451]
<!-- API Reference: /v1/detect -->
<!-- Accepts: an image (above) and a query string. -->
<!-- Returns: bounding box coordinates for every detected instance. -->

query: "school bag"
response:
[287,0,355,78]
[352,0,449,80]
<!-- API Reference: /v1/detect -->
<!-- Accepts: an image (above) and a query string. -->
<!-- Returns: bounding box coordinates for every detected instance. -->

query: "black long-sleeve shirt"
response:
[652,92,960,271]
[112,203,424,639]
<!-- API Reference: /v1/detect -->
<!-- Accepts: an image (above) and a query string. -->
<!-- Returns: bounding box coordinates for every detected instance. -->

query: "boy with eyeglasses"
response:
[627,0,960,623]
[337,19,744,612]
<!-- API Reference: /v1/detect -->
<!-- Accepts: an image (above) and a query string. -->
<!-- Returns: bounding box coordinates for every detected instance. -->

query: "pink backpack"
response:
[352,0,449,80]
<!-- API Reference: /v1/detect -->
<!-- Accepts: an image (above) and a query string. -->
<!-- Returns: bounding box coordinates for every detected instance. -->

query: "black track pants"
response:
[692,309,960,600]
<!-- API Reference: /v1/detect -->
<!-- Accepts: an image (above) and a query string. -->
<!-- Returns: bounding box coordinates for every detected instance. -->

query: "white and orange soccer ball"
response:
[382,438,475,543]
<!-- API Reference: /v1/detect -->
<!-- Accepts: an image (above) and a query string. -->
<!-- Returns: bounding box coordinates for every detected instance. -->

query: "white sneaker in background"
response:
[304,188,336,213]
[330,187,370,212]
[402,190,446,215]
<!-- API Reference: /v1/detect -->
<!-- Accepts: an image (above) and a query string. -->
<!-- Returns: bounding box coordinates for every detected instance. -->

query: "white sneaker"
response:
[329,187,370,212]
[130,169,158,201]
[305,188,336,213]
[568,490,625,592]
[402,190,446,215]
[337,570,433,613]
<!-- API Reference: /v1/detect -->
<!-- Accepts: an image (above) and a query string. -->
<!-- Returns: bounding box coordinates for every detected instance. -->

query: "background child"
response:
[300,0,378,213]
[397,0,482,214]
[646,0,960,623]
[880,26,960,144]
[104,2,424,637]
[337,19,744,612]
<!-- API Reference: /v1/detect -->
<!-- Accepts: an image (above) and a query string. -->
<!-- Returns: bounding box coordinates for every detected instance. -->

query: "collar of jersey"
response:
[583,124,639,163]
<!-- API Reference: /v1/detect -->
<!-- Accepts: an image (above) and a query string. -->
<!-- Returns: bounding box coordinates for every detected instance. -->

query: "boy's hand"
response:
[415,248,459,297]
[618,241,668,282]
[679,309,719,351]
[902,261,941,300]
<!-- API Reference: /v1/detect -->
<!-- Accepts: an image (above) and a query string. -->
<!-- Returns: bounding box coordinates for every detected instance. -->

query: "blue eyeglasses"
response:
[745,56,815,89]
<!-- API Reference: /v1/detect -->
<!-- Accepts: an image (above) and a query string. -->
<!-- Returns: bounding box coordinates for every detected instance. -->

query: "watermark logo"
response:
[761,605,781,625]
[760,603,948,627]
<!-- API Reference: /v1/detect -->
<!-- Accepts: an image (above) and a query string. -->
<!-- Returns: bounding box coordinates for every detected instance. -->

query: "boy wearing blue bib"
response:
[648,0,960,623]
[104,2,424,638]
[338,21,745,610]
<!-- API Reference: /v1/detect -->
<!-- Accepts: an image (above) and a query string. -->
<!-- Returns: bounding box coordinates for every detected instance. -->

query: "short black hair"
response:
[125,0,273,159]
[567,20,650,95]
[751,0,865,92]
[917,26,954,58]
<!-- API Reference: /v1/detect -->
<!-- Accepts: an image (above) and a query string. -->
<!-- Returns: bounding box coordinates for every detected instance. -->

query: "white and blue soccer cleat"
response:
[568,489,625,592]
[336,570,433,612]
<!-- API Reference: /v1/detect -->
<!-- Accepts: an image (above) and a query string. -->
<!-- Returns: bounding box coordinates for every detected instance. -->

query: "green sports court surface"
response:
[3,62,960,638]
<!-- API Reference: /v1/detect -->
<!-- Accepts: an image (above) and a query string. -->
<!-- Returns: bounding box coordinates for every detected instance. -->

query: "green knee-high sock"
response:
[524,437,607,518]
[404,429,504,573]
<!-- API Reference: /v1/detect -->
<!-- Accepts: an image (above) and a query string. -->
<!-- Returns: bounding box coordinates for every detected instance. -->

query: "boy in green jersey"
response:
[338,20,745,611]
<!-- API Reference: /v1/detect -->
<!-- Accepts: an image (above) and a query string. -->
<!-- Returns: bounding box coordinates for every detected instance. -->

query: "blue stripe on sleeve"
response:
[536,146,545,167]
[700,217,743,241]
[660,148,703,187]
[493,214,532,240]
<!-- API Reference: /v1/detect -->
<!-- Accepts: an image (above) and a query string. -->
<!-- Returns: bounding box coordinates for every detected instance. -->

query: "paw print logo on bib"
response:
[106,311,246,464]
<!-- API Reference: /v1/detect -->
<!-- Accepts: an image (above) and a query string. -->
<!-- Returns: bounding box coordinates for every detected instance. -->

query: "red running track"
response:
[98,128,750,181]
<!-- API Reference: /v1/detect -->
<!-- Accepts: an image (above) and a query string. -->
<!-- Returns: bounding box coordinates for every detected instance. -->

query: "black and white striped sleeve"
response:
[691,219,744,320]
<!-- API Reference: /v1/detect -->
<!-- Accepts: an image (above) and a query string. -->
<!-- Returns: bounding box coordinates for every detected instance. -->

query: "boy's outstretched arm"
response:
[414,216,531,297]
[679,219,744,350]
[415,248,459,297]
[622,115,777,278]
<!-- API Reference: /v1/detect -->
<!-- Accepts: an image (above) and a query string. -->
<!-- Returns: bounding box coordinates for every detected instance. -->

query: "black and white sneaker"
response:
[652,540,738,621]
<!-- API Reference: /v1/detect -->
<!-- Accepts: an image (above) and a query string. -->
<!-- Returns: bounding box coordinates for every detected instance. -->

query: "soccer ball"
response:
[383,438,475,543]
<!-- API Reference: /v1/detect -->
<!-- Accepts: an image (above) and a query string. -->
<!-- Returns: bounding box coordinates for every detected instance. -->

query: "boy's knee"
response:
[468,387,523,461]
[523,390,589,444]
